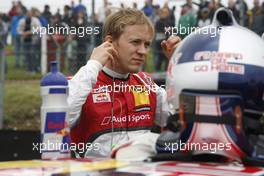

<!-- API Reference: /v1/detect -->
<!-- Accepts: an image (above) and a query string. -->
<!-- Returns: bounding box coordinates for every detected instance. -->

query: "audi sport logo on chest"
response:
[101,114,151,125]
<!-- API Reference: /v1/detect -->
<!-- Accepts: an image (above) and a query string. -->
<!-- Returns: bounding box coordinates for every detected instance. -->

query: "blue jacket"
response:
[73,4,87,15]
[11,15,24,37]
[39,16,48,27]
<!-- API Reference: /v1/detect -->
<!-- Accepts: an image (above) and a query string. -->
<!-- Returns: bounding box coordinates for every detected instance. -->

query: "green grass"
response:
[5,55,42,80]
[3,80,41,130]
[3,47,41,130]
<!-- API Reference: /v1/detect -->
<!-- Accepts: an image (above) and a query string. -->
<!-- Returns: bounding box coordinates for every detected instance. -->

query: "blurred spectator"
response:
[248,0,264,36]
[236,0,248,26]
[196,0,208,23]
[182,0,199,16]
[197,7,211,27]
[42,5,52,24]
[49,15,57,28]
[0,14,8,45]
[0,13,9,23]
[4,0,263,75]
[120,3,125,8]
[73,11,90,71]
[98,0,111,23]
[178,4,197,39]
[215,0,224,8]
[228,0,240,23]
[208,0,217,21]
[73,0,87,17]
[32,8,47,70]
[34,9,48,27]
[49,13,66,30]
[198,0,209,9]
[142,0,154,17]
[62,5,72,26]
[47,14,67,72]
[163,2,176,26]
[0,14,8,74]
[154,7,171,71]
[71,1,75,10]
[0,14,9,45]
[64,35,77,75]
[17,8,41,73]
[133,2,138,9]
[17,1,27,15]
[8,1,18,19]
[11,6,24,68]
[169,6,176,26]
[55,8,62,21]
[152,5,161,24]
[142,0,156,22]
[93,14,103,47]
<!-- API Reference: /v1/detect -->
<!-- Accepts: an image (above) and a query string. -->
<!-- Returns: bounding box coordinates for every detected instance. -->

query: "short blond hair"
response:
[103,8,154,40]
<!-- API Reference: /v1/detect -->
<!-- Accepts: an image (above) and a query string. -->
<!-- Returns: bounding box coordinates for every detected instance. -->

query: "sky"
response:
[0,0,258,15]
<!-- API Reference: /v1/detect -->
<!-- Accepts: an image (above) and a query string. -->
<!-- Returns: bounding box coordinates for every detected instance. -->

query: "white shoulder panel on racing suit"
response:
[68,60,103,128]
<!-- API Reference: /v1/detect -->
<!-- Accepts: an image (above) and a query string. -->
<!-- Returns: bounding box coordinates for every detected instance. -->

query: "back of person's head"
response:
[103,8,154,40]
[31,8,40,17]
[64,5,71,12]
[16,6,23,15]
[201,7,209,17]
[26,9,33,17]
[133,2,138,9]
[254,0,260,7]
[228,0,235,8]
[44,5,50,11]
[159,7,170,19]
[17,1,22,5]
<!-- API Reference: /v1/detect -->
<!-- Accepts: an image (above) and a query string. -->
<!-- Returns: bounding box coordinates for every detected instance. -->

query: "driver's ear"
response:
[104,35,113,43]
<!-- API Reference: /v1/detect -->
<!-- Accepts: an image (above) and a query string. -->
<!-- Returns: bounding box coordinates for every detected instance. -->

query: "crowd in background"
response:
[0,0,264,74]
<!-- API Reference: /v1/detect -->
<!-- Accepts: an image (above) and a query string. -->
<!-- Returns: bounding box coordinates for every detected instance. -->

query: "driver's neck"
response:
[103,65,129,79]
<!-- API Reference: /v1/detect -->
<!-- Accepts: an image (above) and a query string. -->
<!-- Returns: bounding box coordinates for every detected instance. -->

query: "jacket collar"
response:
[102,67,130,80]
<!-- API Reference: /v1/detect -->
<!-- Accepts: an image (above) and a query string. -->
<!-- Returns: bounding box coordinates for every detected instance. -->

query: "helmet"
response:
[165,8,264,162]
[167,8,264,115]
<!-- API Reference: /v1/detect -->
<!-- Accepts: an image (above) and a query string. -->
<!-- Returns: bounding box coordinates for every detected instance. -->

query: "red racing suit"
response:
[68,60,168,157]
